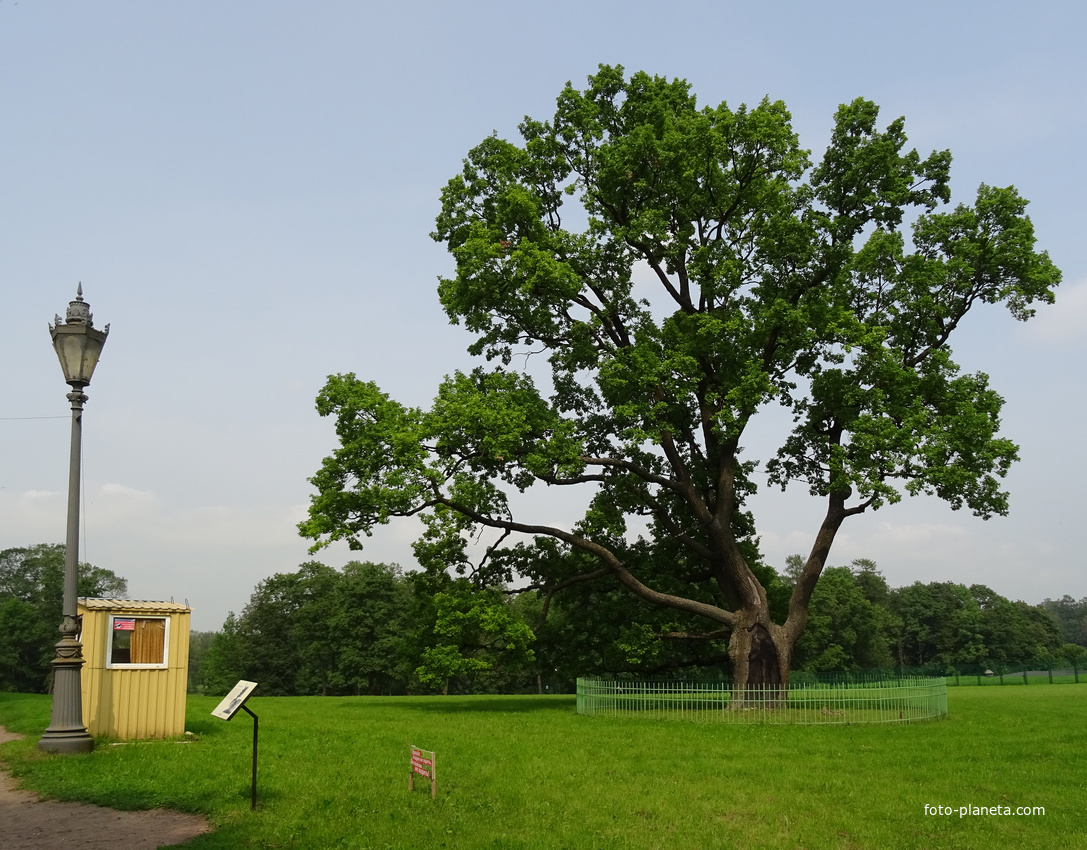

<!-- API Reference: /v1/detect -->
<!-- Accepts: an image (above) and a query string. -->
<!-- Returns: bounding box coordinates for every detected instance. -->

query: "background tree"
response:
[777,560,1066,675]
[186,629,218,693]
[331,561,415,695]
[960,587,1062,670]
[301,66,1059,693]
[887,581,1063,672]
[414,584,535,695]
[201,560,422,696]
[227,562,341,695]
[200,612,243,695]
[890,582,985,669]
[0,544,127,693]
[0,598,52,693]
[791,565,896,672]
[1041,596,1087,648]
[850,558,891,608]
[1060,643,1087,670]
[781,555,806,588]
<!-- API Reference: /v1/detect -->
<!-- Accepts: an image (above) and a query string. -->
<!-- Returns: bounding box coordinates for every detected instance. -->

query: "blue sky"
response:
[2,1,1084,631]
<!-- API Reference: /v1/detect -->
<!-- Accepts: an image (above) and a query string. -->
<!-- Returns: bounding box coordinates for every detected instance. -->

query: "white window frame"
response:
[106,614,171,669]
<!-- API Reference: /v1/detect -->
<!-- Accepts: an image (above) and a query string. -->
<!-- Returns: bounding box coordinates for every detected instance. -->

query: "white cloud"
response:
[758,529,821,563]
[858,521,968,547]
[0,490,67,543]
[99,483,157,500]
[1021,279,1087,345]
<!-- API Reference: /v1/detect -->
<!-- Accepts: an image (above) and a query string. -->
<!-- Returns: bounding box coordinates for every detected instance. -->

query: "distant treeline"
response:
[191,556,1087,696]
[787,559,1085,675]
[2,544,1083,696]
[196,561,537,697]
[0,544,127,693]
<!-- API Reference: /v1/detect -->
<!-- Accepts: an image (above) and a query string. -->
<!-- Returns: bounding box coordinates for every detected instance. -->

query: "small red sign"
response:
[409,746,437,798]
[411,748,433,776]
[114,618,136,631]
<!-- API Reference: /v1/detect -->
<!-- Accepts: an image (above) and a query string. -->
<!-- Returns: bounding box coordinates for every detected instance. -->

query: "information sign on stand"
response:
[212,681,260,810]
[409,745,437,798]
[212,680,257,720]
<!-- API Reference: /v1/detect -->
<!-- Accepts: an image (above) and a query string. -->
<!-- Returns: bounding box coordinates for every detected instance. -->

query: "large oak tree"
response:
[301,66,1059,694]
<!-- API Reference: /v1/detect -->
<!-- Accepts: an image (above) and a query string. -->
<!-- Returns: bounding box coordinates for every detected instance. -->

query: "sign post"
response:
[212,681,259,810]
[409,745,437,799]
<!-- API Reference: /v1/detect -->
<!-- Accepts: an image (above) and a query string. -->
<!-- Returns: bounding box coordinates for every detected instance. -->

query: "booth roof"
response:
[79,598,192,613]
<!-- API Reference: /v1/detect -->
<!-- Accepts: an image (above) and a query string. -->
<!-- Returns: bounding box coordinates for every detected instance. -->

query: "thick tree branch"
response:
[657,628,731,640]
[529,567,612,631]
[435,495,735,627]
[783,492,848,641]
[579,455,685,494]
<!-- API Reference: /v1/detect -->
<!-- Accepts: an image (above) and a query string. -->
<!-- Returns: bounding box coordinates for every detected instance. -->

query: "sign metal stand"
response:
[211,681,260,810]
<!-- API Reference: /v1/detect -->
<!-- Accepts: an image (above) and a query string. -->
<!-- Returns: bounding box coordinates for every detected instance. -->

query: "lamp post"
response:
[39,284,109,754]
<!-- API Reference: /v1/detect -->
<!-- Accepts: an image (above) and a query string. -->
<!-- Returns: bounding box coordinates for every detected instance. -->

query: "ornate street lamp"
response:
[39,284,109,754]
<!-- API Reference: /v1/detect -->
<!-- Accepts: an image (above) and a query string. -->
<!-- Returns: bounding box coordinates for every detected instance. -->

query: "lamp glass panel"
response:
[52,327,105,385]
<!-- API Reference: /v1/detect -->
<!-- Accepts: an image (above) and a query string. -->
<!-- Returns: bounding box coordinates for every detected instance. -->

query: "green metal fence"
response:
[942,666,1082,685]
[576,676,948,725]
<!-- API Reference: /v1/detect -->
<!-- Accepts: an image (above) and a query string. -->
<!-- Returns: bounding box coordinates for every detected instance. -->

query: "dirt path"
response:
[0,726,212,849]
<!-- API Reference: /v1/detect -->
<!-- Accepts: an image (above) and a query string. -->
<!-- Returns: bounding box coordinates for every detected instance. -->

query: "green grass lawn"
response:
[1,686,1083,849]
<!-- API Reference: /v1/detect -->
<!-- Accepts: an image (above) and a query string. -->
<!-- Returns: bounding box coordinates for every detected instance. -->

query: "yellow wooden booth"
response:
[78,598,191,740]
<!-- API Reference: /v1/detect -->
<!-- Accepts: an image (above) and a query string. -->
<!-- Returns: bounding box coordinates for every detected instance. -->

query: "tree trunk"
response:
[728,618,791,708]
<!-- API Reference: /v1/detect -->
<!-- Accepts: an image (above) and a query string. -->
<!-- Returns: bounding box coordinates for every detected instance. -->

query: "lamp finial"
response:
[65,284,92,327]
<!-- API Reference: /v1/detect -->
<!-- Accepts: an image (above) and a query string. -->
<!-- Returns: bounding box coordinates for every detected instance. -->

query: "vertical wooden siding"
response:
[80,605,190,740]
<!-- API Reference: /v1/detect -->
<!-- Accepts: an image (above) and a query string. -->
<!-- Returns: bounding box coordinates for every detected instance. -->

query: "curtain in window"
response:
[131,618,166,664]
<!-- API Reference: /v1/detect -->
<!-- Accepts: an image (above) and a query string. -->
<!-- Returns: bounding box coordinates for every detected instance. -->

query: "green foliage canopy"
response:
[415,586,535,693]
[302,66,1059,682]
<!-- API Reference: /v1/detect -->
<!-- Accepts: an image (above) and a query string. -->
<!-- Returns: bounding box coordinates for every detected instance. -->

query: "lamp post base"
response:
[38,643,94,754]
[38,730,95,754]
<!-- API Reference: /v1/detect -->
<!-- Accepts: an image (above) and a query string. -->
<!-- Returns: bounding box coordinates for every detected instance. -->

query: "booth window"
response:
[108,616,169,668]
